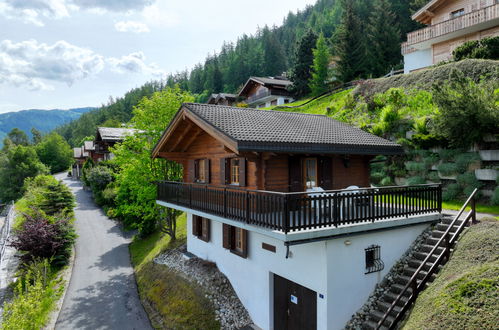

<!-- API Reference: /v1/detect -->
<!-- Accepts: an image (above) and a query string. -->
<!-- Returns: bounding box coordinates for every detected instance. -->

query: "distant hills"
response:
[0,107,95,146]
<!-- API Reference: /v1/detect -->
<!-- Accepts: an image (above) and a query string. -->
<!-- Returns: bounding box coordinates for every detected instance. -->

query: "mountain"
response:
[0,107,96,145]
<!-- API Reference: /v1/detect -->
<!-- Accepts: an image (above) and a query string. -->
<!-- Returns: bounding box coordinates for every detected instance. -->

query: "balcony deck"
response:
[402,3,499,55]
[157,182,442,234]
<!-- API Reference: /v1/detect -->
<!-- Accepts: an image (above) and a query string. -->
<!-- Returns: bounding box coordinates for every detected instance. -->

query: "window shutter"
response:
[222,224,231,249]
[192,215,200,237]
[240,229,248,258]
[204,159,210,184]
[239,157,246,187]
[288,156,303,192]
[201,218,210,242]
[188,159,196,183]
[319,157,333,190]
[220,158,228,185]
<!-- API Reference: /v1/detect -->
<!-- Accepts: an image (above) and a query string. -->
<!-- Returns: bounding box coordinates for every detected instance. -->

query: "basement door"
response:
[274,274,317,330]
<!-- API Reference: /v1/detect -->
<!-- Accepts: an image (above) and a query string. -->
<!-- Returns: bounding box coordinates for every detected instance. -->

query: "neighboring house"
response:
[238,76,294,108]
[72,147,86,178]
[403,0,499,73]
[94,127,139,161]
[207,93,238,106]
[152,103,442,330]
[83,140,102,162]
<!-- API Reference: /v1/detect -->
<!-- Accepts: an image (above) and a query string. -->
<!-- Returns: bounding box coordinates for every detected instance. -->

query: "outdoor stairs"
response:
[361,189,478,330]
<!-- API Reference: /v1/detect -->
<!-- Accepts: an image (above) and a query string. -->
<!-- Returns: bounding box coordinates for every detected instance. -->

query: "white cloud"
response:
[142,3,180,28]
[0,40,164,91]
[72,0,154,12]
[107,51,164,76]
[115,20,150,33]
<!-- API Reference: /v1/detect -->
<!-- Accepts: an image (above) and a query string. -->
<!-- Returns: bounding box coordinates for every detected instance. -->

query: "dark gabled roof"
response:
[178,103,403,155]
[239,76,293,97]
[96,127,140,142]
[207,93,237,104]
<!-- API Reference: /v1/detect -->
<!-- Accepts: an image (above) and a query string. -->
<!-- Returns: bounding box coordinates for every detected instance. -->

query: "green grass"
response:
[442,200,499,216]
[129,213,219,329]
[402,218,499,329]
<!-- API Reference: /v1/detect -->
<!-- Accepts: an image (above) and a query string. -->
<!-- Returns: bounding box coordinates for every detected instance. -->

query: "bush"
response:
[453,36,499,61]
[87,166,114,192]
[439,149,460,162]
[457,173,482,198]
[428,171,440,183]
[11,210,76,267]
[492,187,499,206]
[405,161,426,174]
[455,153,481,173]
[443,183,461,202]
[438,163,459,176]
[407,176,426,185]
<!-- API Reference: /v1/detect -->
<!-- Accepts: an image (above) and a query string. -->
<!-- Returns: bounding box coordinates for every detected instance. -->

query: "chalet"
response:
[83,140,101,162]
[403,0,499,73]
[72,147,86,178]
[94,127,139,161]
[207,93,238,106]
[153,103,442,330]
[239,76,294,108]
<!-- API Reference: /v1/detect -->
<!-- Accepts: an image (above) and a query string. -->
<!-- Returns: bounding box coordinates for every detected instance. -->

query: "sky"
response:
[0,0,317,114]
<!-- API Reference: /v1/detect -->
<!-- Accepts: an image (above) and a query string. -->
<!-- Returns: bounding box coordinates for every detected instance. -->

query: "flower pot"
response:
[475,169,498,181]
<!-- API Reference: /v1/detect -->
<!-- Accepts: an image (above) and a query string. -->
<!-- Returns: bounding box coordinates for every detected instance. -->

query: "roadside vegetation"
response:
[129,214,219,329]
[1,175,76,329]
[402,218,499,329]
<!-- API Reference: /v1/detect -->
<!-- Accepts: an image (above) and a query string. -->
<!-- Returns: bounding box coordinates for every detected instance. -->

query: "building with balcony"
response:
[239,76,294,108]
[207,93,238,106]
[403,0,499,73]
[94,127,140,161]
[152,103,442,330]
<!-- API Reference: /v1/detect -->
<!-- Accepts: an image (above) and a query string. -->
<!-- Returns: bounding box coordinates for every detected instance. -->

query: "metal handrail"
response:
[376,188,478,329]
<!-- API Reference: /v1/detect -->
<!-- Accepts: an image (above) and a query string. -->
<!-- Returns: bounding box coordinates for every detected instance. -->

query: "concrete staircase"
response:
[361,188,478,330]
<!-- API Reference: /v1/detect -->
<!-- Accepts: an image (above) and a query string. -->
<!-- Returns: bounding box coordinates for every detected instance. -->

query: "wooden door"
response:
[274,274,317,330]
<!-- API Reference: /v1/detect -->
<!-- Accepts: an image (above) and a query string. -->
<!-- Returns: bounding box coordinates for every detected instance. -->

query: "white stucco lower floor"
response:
[179,210,436,330]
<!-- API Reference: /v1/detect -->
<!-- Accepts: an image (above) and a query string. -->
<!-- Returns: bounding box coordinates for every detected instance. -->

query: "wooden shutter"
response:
[220,158,229,185]
[319,157,333,190]
[239,157,246,187]
[240,229,248,258]
[288,156,303,192]
[192,215,200,237]
[188,159,196,183]
[204,159,210,184]
[222,224,231,249]
[201,218,210,242]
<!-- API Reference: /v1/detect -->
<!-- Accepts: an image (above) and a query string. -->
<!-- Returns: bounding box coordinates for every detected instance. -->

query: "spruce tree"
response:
[289,30,318,97]
[309,33,331,96]
[262,26,287,76]
[367,0,401,77]
[334,0,368,82]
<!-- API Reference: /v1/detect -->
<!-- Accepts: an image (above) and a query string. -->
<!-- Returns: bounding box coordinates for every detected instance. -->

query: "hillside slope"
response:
[0,107,95,144]
[402,218,498,329]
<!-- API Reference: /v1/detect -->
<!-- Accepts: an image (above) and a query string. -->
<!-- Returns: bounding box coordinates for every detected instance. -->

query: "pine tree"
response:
[262,26,287,76]
[289,30,318,97]
[367,0,401,77]
[309,33,331,96]
[334,0,368,82]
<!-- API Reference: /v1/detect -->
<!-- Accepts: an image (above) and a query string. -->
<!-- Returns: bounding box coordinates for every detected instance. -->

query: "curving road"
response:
[55,174,151,330]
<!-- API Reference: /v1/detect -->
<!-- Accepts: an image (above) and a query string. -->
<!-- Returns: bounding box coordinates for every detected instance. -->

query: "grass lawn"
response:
[129,213,219,329]
[442,200,499,216]
[402,218,499,329]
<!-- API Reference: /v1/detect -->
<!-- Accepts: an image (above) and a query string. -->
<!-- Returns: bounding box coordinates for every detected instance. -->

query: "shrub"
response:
[81,158,94,186]
[407,176,426,185]
[439,149,460,162]
[428,171,440,183]
[11,210,76,267]
[422,154,439,167]
[438,163,459,176]
[492,187,499,206]
[457,173,482,198]
[455,153,481,173]
[87,166,114,192]
[405,161,426,174]
[443,183,461,201]
[453,36,499,61]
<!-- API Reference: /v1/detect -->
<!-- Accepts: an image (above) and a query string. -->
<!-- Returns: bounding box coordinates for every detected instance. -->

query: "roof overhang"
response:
[412,0,446,24]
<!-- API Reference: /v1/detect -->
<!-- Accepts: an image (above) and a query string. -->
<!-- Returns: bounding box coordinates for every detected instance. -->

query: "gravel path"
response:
[55,175,151,330]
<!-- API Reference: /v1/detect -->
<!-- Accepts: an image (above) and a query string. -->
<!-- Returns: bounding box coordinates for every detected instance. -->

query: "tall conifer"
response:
[309,33,331,96]
[289,30,318,97]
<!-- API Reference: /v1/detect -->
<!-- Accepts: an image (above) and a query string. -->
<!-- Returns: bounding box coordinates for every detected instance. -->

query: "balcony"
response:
[157,182,441,233]
[402,3,499,54]
[246,89,291,104]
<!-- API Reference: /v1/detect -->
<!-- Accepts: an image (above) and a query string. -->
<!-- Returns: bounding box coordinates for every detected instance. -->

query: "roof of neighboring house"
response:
[238,76,293,97]
[207,93,238,104]
[73,147,83,158]
[153,103,403,156]
[412,0,447,24]
[96,127,139,142]
[84,141,95,151]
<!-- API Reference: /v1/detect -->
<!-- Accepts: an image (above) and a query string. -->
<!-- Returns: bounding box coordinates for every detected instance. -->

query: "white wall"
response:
[325,223,429,329]
[187,213,329,330]
[404,48,432,73]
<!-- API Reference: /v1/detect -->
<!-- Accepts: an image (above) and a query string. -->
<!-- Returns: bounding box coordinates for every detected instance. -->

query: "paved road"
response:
[55,175,151,330]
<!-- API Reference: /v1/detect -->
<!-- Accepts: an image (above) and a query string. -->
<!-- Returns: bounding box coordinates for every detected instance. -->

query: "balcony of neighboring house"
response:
[157,181,442,236]
[246,89,292,106]
[402,3,499,55]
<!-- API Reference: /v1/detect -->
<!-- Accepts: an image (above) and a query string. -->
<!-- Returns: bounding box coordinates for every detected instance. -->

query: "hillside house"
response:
[94,127,139,161]
[239,77,294,108]
[72,147,86,178]
[207,93,238,106]
[153,103,442,330]
[403,0,499,73]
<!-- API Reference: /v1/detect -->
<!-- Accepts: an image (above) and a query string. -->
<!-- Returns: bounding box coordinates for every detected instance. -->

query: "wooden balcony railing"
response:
[247,89,291,104]
[403,3,499,54]
[157,182,442,233]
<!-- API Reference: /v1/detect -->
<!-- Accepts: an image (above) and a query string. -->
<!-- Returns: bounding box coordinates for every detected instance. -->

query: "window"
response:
[230,158,240,185]
[450,8,465,19]
[303,158,318,189]
[192,215,210,242]
[365,245,384,274]
[223,224,248,258]
[194,159,209,183]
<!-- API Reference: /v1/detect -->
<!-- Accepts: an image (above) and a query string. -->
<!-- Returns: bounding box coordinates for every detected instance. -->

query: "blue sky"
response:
[0,0,316,113]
